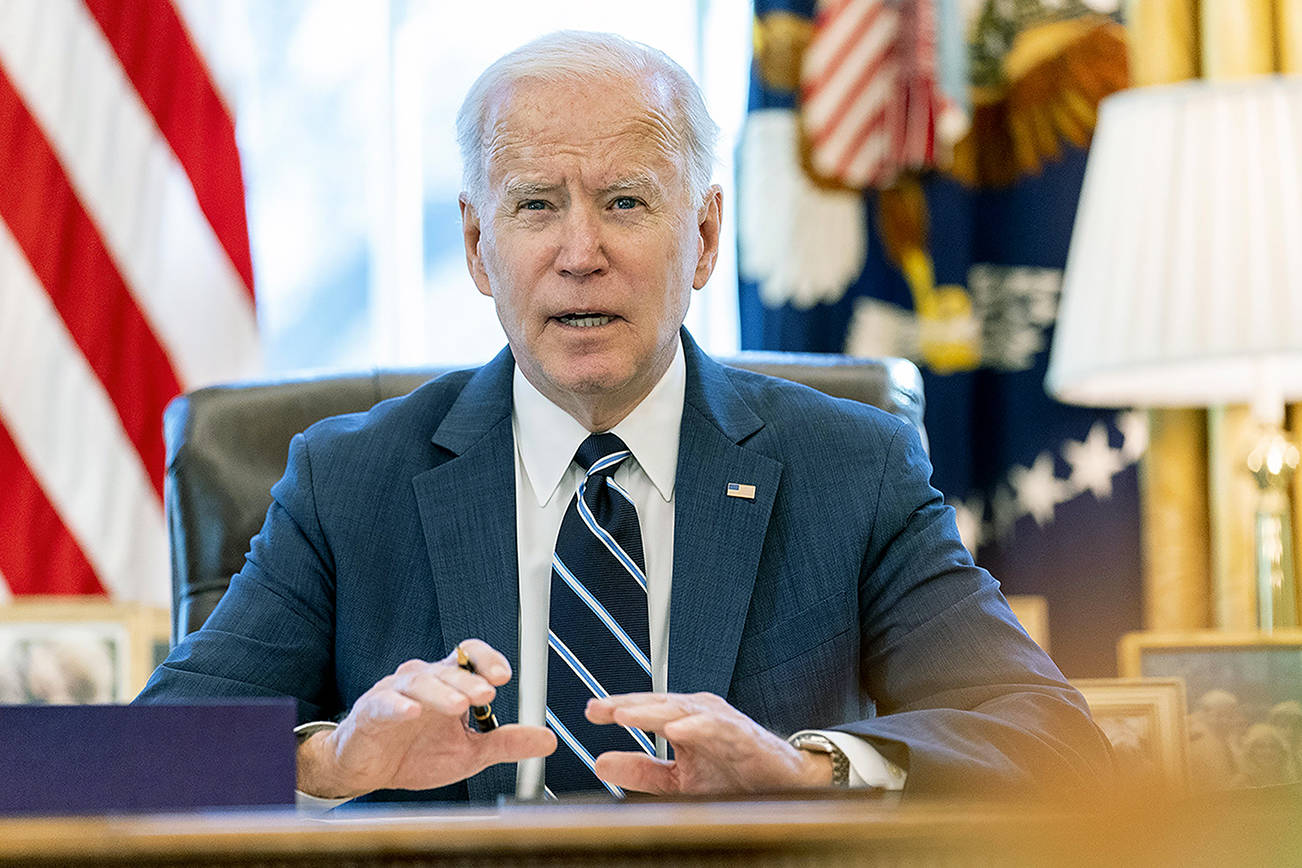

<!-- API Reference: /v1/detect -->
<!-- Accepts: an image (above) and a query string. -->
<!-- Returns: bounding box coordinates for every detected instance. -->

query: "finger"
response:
[586,694,684,727]
[397,656,497,705]
[392,668,476,717]
[353,688,422,727]
[593,751,677,795]
[476,724,558,764]
[660,711,732,745]
[594,699,703,733]
[449,638,512,684]
[394,657,434,676]
[436,665,499,706]
[590,692,672,709]
[584,697,619,724]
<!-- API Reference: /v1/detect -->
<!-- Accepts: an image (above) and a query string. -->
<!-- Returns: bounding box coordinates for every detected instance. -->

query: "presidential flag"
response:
[740,0,1140,676]
[0,0,259,605]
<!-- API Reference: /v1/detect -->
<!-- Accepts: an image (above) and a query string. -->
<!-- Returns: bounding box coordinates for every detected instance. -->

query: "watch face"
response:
[795,734,832,752]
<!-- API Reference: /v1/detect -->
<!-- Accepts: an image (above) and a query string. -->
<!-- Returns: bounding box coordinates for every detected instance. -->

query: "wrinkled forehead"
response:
[480,74,689,192]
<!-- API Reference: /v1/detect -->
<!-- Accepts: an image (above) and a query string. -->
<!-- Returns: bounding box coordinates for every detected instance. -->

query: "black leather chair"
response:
[162,352,926,643]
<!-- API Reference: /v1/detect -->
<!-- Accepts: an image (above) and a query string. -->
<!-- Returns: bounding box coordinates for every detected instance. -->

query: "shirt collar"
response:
[513,339,685,507]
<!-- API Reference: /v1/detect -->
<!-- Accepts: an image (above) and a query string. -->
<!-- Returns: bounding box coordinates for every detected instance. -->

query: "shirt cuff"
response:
[295,789,352,813]
[790,729,908,791]
[293,720,353,813]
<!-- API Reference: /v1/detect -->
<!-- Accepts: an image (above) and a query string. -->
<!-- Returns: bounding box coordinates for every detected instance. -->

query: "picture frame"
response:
[0,599,172,703]
[1006,594,1049,651]
[132,605,173,692]
[1072,677,1189,792]
[1118,630,1302,790]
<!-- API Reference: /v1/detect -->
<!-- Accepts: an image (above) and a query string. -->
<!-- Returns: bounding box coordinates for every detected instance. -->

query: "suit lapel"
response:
[668,335,782,698]
[412,348,518,801]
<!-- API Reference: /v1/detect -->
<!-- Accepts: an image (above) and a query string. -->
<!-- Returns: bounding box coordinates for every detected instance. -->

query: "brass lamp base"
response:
[1248,426,1301,630]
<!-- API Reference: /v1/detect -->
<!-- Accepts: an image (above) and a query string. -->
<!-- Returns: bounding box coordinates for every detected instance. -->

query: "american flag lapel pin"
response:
[726,482,756,500]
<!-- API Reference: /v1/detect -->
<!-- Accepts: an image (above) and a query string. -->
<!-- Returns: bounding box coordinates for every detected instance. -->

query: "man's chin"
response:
[548,369,633,399]
[535,358,645,406]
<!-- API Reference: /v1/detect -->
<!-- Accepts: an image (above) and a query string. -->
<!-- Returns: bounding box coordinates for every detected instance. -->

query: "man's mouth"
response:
[556,312,615,328]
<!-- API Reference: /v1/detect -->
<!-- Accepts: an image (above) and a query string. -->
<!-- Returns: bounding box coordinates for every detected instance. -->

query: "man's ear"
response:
[459,194,493,297]
[692,185,723,290]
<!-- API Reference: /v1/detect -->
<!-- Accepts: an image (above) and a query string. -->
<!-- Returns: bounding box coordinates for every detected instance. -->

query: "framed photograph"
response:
[1072,677,1189,792]
[1118,630,1302,790]
[0,599,172,704]
[1006,594,1049,651]
[131,605,173,692]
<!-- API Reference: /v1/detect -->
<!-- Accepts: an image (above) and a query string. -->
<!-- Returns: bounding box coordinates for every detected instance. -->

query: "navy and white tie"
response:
[545,433,654,797]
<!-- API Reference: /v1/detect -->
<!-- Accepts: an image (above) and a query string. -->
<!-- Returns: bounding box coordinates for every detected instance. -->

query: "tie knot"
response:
[575,433,631,476]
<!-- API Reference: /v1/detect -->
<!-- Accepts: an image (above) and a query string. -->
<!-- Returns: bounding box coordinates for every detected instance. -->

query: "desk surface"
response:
[0,790,1296,867]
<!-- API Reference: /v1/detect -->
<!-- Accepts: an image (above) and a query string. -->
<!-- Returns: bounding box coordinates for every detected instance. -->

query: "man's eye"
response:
[519,200,548,211]
[611,196,641,210]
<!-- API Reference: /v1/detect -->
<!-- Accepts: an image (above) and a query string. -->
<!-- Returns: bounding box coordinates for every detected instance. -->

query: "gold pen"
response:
[456,644,499,732]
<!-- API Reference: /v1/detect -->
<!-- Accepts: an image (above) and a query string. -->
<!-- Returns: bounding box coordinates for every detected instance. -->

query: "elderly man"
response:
[139,31,1111,803]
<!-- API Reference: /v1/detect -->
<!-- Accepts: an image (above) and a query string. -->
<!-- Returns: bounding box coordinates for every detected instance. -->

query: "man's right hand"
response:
[296,639,556,799]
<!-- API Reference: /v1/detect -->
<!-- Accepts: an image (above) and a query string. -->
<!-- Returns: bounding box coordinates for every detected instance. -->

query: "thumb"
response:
[593,751,677,795]
[477,724,558,765]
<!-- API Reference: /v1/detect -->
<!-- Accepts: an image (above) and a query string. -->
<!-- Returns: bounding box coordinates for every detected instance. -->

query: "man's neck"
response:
[512,341,686,507]
[559,395,644,433]
[523,340,683,433]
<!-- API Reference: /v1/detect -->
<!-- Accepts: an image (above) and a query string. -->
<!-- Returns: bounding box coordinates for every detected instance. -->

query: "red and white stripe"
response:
[0,0,259,606]
[897,0,939,171]
[800,0,944,189]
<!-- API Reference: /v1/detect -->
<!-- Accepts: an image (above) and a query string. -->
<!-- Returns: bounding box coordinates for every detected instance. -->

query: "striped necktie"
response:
[544,433,654,798]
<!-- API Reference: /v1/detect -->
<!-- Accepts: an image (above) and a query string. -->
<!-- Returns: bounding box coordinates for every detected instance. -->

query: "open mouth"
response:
[555,312,616,328]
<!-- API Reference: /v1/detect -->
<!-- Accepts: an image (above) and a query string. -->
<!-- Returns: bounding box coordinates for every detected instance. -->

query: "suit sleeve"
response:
[134,432,341,722]
[837,420,1115,797]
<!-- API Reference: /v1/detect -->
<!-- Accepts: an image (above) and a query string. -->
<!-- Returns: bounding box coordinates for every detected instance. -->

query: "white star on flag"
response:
[1064,422,1126,499]
[1010,452,1070,527]
[1116,410,1149,463]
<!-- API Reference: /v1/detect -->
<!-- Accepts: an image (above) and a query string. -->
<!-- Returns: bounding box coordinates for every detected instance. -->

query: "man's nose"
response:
[554,207,607,277]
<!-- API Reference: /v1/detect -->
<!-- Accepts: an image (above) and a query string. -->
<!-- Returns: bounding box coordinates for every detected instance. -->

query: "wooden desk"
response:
[0,790,1296,867]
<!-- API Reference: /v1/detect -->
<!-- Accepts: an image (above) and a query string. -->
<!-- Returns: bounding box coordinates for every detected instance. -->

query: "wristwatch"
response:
[790,732,850,787]
[293,720,339,745]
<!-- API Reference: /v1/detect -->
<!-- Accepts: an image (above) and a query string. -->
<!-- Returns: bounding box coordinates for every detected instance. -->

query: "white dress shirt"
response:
[511,340,685,797]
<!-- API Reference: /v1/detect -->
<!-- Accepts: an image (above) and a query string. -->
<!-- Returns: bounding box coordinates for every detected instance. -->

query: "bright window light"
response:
[236,0,750,375]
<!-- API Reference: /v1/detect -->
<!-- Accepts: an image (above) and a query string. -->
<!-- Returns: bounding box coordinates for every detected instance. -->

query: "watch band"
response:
[293,720,339,745]
[790,732,850,787]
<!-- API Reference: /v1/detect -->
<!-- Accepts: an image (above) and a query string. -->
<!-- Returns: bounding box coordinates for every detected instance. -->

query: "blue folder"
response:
[0,699,296,815]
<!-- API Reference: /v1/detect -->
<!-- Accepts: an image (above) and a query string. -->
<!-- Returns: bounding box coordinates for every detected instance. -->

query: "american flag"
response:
[726,482,757,500]
[0,0,259,605]
[743,0,1142,676]
[801,0,944,189]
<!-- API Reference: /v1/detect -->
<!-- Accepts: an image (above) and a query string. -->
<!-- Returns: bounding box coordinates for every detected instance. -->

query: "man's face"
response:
[460,75,721,425]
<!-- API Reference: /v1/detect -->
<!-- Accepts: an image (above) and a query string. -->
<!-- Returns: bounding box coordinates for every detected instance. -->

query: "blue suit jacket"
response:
[140,331,1112,800]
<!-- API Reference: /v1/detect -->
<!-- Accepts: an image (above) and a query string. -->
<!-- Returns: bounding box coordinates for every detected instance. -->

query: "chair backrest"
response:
[162,352,926,641]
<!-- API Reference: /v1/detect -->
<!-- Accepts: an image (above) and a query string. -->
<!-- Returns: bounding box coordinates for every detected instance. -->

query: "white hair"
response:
[456,30,719,207]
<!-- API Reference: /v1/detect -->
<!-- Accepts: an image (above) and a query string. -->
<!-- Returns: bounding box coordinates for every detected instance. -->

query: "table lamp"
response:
[1046,75,1302,630]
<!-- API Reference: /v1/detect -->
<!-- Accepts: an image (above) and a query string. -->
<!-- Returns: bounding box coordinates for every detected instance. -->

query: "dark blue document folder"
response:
[0,700,296,815]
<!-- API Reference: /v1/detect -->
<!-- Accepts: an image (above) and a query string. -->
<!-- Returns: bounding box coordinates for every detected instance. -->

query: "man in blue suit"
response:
[139,31,1111,803]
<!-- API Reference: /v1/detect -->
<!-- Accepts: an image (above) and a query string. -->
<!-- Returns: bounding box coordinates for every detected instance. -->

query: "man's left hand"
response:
[585,692,833,795]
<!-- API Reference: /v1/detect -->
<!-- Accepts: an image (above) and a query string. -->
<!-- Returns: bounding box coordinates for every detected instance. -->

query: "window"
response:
[236,0,750,374]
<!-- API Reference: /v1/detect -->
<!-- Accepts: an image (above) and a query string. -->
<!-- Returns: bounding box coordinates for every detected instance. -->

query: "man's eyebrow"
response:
[503,181,561,198]
[598,174,659,196]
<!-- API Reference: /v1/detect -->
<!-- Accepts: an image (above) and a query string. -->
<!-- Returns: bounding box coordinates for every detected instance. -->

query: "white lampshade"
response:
[1046,76,1302,423]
